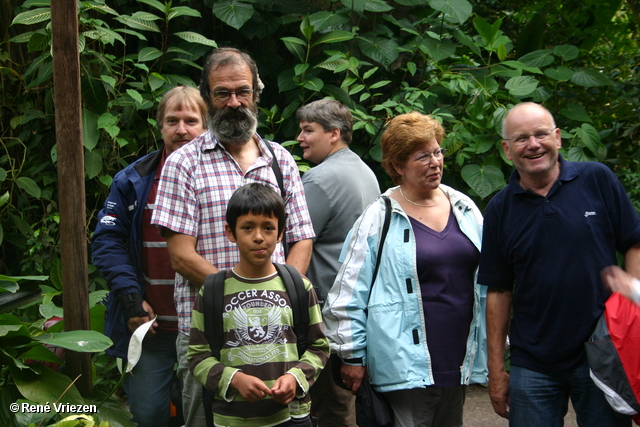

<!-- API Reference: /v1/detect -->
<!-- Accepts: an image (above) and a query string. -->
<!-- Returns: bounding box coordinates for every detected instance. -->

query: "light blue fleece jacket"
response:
[322,184,488,392]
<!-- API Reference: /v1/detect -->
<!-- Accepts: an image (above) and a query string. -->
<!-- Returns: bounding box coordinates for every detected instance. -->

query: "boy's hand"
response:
[270,373,297,405]
[230,372,272,402]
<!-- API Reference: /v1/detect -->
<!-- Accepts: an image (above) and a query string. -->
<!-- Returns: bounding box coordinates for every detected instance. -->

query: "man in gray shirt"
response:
[297,99,380,426]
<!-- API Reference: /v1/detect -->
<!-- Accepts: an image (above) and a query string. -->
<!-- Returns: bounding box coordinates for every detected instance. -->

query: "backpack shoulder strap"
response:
[262,141,285,199]
[201,270,227,427]
[203,270,227,359]
[371,195,392,289]
[262,141,289,258]
[274,263,309,356]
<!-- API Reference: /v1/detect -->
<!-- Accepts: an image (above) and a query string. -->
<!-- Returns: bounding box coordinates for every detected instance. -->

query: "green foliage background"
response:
[0,0,638,423]
[1,0,639,278]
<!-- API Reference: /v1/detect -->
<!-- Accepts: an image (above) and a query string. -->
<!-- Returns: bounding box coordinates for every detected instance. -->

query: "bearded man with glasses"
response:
[151,47,315,426]
[478,102,640,426]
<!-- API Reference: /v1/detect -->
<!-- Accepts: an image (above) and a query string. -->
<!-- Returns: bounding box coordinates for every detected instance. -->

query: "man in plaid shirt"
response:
[151,47,315,427]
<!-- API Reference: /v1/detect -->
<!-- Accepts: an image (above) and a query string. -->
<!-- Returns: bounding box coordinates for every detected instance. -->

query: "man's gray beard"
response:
[209,105,258,146]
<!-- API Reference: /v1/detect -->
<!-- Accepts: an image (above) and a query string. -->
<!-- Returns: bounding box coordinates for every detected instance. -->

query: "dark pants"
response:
[385,385,467,427]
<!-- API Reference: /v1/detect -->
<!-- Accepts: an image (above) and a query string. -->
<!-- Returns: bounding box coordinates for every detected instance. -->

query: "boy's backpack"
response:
[585,291,640,425]
[200,263,309,427]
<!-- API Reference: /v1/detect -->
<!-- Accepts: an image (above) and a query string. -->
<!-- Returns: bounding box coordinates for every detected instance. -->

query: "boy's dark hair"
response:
[226,183,286,237]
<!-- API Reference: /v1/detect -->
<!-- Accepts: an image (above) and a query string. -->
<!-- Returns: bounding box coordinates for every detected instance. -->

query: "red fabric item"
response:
[605,292,640,409]
[141,148,178,333]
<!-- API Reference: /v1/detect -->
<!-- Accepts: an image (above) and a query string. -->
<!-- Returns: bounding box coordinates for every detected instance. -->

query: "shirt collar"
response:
[509,155,579,196]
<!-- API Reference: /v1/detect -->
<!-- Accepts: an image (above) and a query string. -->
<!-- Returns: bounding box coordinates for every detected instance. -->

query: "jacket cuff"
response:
[117,293,148,320]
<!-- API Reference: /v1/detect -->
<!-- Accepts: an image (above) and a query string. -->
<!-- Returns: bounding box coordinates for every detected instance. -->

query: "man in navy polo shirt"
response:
[478,102,640,426]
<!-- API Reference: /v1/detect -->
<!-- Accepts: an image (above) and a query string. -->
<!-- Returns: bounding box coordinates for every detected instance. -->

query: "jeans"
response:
[124,331,178,427]
[177,332,207,426]
[509,360,631,427]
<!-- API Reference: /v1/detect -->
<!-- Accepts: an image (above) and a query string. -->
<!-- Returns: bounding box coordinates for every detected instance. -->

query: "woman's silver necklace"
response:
[399,187,440,208]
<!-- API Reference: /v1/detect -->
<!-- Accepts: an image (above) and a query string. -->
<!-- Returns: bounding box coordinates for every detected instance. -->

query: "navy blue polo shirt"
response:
[478,156,640,375]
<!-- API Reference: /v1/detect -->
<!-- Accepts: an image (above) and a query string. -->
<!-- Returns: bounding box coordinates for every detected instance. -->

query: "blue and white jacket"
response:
[92,149,163,359]
[322,184,488,392]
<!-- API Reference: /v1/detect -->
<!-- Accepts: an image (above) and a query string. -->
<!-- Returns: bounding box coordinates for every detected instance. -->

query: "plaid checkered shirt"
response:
[151,130,315,334]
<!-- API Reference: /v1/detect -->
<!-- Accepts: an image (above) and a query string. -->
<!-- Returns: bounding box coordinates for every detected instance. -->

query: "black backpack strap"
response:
[371,196,392,290]
[263,140,285,199]
[263,141,289,258]
[203,271,227,359]
[202,270,227,427]
[274,263,309,356]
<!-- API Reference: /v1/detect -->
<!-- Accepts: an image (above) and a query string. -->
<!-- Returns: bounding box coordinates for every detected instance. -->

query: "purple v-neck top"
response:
[409,208,479,387]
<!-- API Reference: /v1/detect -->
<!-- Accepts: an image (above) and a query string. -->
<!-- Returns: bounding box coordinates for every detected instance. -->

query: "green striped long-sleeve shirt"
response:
[188,270,329,427]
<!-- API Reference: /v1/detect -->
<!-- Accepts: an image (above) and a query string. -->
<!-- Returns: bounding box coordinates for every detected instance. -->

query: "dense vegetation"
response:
[0,0,638,425]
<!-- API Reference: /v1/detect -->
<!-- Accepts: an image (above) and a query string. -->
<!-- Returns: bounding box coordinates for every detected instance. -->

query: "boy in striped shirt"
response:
[188,183,329,427]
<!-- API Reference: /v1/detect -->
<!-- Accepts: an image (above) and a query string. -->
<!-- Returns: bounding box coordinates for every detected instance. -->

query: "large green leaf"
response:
[82,109,99,150]
[136,0,165,13]
[86,391,136,427]
[451,29,482,57]
[553,44,579,61]
[340,0,393,13]
[213,0,254,30]
[39,302,63,320]
[461,164,504,199]
[0,274,47,282]
[82,0,118,16]
[89,304,106,333]
[19,343,63,365]
[570,69,614,87]
[429,0,473,24]
[27,31,50,53]
[309,11,350,32]
[174,32,217,47]
[82,75,109,115]
[10,213,33,238]
[560,103,592,123]
[11,365,84,409]
[544,66,574,82]
[116,15,160,33]
[473,15,495,46]
[85,150,103,179]
[281,37,306,62]
[11,8,51,26]
[168,6,202,20]
[34,330,112,353]
[566,146,592,162]
[505,76,538,97]
[89,290,109,309]
[302,77,324,91]
[313,30,355,46]
[574,123,601,156]
[15,177,41,199]
[358,37,399,68]
[420,36,455,61]
[501,61,542,74]
[138,47,163,62]
[518,49,554,68]
[0,281,19,293]
[0,190,8,208]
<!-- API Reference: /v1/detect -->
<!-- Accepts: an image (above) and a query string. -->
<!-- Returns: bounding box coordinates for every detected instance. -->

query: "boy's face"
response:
[225,212,283,268]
